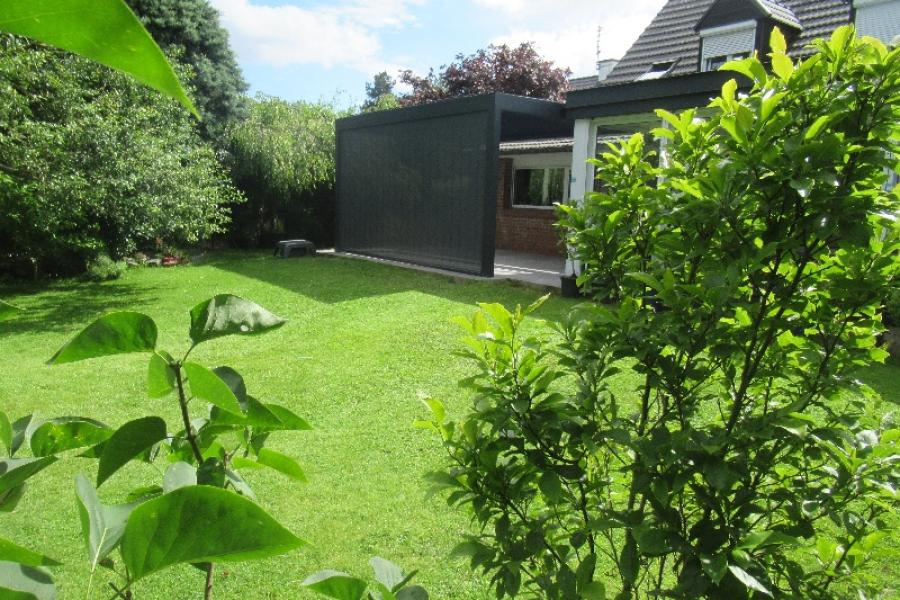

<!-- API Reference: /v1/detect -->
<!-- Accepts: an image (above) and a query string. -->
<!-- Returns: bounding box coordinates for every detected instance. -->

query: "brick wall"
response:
[494,158,564,256]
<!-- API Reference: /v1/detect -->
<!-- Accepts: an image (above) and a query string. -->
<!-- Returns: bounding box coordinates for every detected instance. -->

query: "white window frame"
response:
[508,153,572,210]
[704,51,750,72]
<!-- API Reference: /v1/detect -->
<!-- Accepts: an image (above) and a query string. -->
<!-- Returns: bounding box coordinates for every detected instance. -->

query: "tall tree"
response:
[227,95,347,247]
[126,0,248,143]
[362,71,399,112]
[399,42,570,106]
[0,37,241,276]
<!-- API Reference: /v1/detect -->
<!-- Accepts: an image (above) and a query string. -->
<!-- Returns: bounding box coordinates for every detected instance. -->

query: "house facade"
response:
[335,0,900,278]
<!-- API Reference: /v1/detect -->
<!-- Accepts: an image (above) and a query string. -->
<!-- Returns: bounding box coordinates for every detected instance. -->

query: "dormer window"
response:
[705,51,751,72]
[699,21,757,72]
[854,0,900,44]
[636,61,676,81]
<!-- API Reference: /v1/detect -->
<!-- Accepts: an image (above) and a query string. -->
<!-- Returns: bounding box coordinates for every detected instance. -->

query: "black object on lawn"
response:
[275,239,316,258]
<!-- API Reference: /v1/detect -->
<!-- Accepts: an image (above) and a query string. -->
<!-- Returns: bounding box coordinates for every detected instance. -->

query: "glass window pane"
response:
[546,168,565,203]
[705,55,726,71]
[514,169,545,206]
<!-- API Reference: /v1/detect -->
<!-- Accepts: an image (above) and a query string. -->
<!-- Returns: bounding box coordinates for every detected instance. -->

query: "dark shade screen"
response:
[337,111,491,275]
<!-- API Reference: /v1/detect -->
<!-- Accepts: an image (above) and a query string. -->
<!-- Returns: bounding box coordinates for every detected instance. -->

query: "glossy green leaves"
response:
[0,539,60,568]
[147,351,176,398]
[303,570,368,600]
[184,362,243,415]
[33,295,306,596]
[188,295,285,346]
[29,418,111,457]
[120,485,305,581]
[304,557,428,600]
[49,312,157,364]
[0,0,196,115]
[0,458,57,496]
[256,449,306,482]
[96,417,167,486]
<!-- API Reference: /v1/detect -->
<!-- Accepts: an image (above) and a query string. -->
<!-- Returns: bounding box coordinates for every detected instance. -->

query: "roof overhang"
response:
[336,92,571,141]
[499,138,574,154]
[565,70,751,120]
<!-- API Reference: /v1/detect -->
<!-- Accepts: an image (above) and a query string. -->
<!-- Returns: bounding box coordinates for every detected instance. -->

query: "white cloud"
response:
[210,0,421,73]
[475,0,666,76]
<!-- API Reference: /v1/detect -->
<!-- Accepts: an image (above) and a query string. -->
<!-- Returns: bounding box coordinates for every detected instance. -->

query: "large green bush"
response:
[422,28,900,599]
[0,36,241,277]
[226,95,346,248]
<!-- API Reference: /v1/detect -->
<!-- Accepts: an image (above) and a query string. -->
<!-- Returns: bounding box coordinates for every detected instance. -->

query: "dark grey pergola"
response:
[335,93,570,277]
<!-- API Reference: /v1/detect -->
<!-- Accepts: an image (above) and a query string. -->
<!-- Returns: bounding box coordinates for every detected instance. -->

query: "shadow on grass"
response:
[0,278,158,335]
[858,361,900,406]
[205,251,576,322]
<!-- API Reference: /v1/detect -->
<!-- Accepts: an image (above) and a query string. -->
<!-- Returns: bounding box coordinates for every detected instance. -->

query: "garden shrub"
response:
[0,36,242,277]
[421,28,900,599]
[85,253,127,281]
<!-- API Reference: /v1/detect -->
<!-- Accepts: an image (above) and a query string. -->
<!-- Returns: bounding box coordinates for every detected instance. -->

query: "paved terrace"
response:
[325,249,565,290]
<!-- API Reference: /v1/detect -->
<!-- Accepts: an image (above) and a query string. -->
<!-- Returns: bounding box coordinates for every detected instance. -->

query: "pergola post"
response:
[564,118,598,276]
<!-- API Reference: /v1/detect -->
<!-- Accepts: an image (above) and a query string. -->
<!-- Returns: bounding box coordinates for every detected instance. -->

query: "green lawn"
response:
[0,252,578,599]
[1,252,897,599]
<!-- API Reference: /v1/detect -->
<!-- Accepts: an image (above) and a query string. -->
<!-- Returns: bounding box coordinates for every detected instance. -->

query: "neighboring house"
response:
[335,0,900,278]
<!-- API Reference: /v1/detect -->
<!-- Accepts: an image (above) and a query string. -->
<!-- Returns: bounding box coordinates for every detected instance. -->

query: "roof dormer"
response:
[696,0,803,72]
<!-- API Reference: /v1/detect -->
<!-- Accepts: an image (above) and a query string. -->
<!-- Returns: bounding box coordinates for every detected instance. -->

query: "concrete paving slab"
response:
[325,249,565,290]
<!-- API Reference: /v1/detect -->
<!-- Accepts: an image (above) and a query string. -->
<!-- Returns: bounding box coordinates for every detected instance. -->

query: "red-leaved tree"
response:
[398,42,571,106]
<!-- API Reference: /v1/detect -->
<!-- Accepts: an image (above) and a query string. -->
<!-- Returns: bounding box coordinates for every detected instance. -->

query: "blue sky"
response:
[211,0,667,107]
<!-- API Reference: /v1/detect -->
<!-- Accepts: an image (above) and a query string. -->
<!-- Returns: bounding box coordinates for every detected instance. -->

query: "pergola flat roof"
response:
[337,92,571,140]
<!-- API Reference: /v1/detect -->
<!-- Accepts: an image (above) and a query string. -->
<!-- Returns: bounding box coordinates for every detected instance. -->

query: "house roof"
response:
[603,0,852,85]
[751,0,804,29]
[500,137,574,153]
[568,75,600,91]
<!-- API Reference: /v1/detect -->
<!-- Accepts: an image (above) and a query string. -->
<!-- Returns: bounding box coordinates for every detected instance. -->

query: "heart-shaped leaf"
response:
[183,362,243,416]
[29,418,111,457]
[0,0,196,115]
[302,570,368,600]
[0,538,61,567]
[188,295,285,346]
[49,312,157,364]
[75,475,137,572]
[97,417,167,486]
[121,485,305,581]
